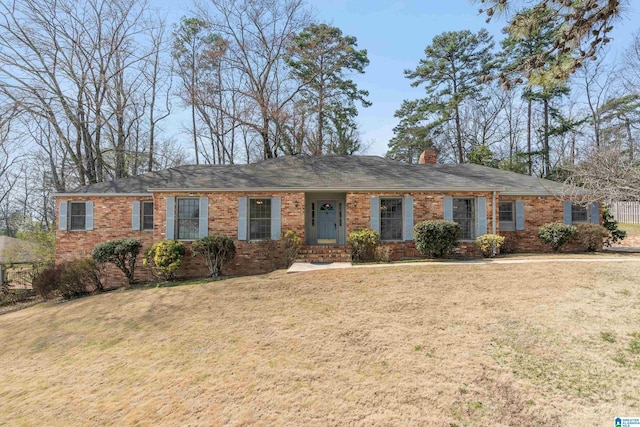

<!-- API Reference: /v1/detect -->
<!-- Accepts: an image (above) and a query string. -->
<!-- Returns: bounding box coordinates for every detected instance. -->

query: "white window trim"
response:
[379,197,404,242]
[175,197,200,241]
[248,197,272,241]
[141,201,154,231]
[453,197,476,241]
[69,201,87,231]
[499,200,515,232]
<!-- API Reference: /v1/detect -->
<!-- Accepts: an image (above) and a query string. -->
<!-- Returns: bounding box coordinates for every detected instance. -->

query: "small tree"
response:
[537,222,576,252]
[191,235,236,278]
[143,240,185,281]
[93,239,142,285]
[602,205,626,246]
[414,220,462,258]
[282,230,302,267]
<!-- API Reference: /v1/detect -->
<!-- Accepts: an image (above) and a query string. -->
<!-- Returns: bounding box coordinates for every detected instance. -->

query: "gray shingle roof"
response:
[59,155,565,196]
[0,236,42,265]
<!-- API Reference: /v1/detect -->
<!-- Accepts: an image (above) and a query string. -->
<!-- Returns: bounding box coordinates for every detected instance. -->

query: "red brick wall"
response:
[499,196,599,253]
[346,192,496,258]
[56,196,156,287]
[56,191,584,286]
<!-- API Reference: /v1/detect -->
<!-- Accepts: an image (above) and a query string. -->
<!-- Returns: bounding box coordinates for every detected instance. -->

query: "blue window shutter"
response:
[370,197,380,232]
[237,197,247,241]
[271,197,282,241]
[85,202,94,230]
[590,202,600,224]
[59,202,68,231]
[199,197,209,237]
[403,197,414,241]
[166,197,175,239]
[443,197,453,221]
[515,201,525,231]
[563,201,573,225]
[132,201,141,230]
[476,197,487,236]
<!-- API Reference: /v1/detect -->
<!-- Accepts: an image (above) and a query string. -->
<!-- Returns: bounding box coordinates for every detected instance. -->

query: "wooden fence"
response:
[609,202,640,224]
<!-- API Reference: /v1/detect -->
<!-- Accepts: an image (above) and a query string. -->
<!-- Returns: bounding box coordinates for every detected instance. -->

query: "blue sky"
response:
[156,0,640,157]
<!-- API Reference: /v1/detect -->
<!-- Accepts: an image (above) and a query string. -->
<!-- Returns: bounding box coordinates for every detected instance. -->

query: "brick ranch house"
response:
[55,151,599,284]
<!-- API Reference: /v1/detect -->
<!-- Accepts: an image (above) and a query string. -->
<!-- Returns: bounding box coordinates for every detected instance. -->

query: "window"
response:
[499,201,515,231]
[249,198,271,240]
[176,198,199,240]
[69,202,86,230]
[380,198,403,241]
[453,198,475,240]
[572,203,588,223]
[142,201,154,231]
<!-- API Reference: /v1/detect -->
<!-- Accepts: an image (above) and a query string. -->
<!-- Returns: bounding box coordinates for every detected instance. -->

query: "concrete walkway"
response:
[288,254,640,273]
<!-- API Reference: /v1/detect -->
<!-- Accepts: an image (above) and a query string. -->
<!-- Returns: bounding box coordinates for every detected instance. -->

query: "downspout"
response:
[492,191,497,256]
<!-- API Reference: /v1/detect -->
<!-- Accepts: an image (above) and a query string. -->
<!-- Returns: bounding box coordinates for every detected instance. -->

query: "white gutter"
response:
[145,187,507,193]
[492,191,497,234]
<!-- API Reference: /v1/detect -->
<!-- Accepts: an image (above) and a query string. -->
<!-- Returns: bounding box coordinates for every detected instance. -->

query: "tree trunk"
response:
[527,98,532,176]
[543,98,551,177]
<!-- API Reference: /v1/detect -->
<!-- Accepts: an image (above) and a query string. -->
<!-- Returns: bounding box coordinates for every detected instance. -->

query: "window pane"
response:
[177,199,199,240]
[69,202,86,230]
[499,201,514,222]
[380,198,403,241]
[142,202,154,230]
[453,198,475,240]
[572,204,588,223]
[249,199,271,240]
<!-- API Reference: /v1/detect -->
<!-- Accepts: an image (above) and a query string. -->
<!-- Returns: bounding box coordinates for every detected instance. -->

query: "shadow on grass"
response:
[128,275,238,291]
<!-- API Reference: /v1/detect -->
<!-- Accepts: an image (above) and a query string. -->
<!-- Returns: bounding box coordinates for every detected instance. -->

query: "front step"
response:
[297,245,352,263]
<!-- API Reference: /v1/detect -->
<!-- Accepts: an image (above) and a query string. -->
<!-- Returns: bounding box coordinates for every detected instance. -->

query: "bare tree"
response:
[199,0,311,160]
[0,0,167,189]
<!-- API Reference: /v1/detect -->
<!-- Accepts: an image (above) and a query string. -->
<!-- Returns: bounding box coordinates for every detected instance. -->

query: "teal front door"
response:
[317,200,337,244]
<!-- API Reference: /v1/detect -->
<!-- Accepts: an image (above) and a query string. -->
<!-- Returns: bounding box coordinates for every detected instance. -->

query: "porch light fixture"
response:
[255,200,264,205]
[294,200,299,208]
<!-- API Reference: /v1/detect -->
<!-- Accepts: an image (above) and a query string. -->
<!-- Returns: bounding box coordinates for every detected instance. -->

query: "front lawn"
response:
[1,261,639,425]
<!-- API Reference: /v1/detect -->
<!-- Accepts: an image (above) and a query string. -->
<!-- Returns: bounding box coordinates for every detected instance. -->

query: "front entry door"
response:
[317,200,337,244]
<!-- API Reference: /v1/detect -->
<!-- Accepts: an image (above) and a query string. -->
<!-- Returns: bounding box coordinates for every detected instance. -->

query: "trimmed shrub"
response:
[191,235,236,278]
[602,205,626,246]
[92,238,142,285]
[572,223,608,252]
[500,235,517,254]
[58,258,102,299]
[374,245,393,263]
[475,234,505,258]
[347,229,380,262]
[413,220,462,258]
[32,264,63,300]
[143,240,185,281]
[282,230,302,267]
[537,222,576,252]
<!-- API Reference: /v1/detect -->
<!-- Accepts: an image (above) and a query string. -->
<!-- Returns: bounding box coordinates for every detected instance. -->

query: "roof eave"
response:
[53,192,152,197]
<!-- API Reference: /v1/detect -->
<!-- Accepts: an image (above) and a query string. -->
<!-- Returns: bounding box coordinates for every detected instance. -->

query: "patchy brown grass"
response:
[1,261,639,426]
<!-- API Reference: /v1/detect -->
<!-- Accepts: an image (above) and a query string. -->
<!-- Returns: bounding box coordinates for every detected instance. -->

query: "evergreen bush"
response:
[537,222,576,252]
[347,229,380,262]
[413,220,462,258]
[143,240,185,281]
[92,238,142,284]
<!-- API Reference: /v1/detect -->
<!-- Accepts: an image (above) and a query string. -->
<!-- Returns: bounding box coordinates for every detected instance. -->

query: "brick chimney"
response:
[418,149,437,164]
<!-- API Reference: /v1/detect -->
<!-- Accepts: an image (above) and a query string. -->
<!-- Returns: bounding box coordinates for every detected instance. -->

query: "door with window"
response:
[317,200,337,244]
